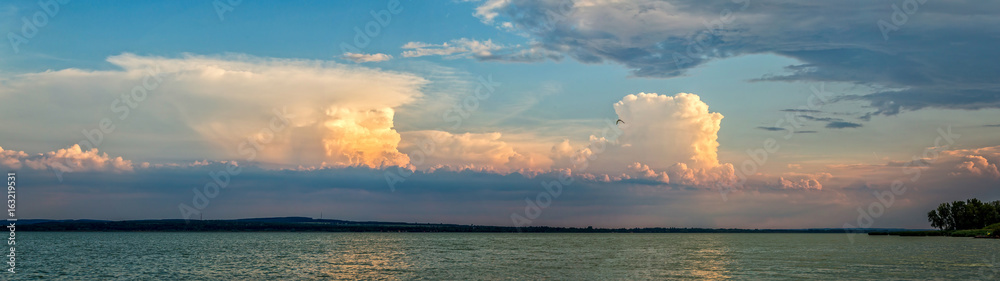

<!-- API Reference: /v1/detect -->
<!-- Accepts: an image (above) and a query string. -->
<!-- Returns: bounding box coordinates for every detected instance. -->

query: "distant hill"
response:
[17,219,110,225]
[17,217,921,233]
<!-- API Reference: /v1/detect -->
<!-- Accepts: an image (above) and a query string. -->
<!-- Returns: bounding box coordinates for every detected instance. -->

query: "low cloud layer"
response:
[943,146,1000,179]
[398,130,550,174]
[7,145,997,228]
[0,145,133,173]
[3,138,997,229]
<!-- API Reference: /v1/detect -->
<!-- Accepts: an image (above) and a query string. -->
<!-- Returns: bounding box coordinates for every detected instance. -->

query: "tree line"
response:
[927,198,1000,230]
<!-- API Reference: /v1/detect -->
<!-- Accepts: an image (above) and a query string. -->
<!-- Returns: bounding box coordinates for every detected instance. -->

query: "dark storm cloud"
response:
[825,121,862,129]
[796,115,862,129]
[799,115,839,122]
[757,126,819,133]
[482,0,1000,117]
[756,126,786,131]
[781,109,821,113]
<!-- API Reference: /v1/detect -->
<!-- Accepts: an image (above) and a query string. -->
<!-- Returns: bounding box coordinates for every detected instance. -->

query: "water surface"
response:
[15,232,1000,280]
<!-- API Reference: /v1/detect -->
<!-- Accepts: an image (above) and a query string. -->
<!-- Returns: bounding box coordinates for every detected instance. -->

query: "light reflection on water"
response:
[15,232,1000,280]
[318,234,414,279]
[687,238,732,280]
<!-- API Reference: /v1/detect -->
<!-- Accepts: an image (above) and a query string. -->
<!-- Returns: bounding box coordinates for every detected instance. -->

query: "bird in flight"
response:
[616,119,625,125]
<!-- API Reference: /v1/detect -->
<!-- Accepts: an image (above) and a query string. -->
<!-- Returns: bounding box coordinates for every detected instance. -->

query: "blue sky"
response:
[2,0,999,229]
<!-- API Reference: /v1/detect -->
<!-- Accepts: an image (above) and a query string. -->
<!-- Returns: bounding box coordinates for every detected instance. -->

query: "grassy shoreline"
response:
[869,223,1000,237]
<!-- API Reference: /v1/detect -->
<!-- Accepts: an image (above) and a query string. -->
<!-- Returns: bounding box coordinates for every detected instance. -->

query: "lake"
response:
[12,232,1000,280]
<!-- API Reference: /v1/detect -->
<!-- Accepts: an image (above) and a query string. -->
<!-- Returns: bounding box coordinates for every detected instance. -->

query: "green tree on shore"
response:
[927,199,1000,230]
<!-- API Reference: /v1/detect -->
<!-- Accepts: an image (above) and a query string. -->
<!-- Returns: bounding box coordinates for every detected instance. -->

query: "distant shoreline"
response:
[18,217,923,233]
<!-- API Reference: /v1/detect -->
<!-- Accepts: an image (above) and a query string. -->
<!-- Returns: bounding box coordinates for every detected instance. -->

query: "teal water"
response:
[11,232,1000,280]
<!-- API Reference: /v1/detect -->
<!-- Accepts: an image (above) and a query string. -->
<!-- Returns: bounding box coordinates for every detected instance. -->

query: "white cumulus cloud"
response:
[0,145,134,173]
[551,92,736,188]
[342,52,393,63]
[612,92,724,170]
[401,38,561,62]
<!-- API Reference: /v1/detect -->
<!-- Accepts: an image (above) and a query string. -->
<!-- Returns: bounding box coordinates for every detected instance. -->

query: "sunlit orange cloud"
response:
[397,130,552,175]
[0,53,428,169]
[732,145,1000,194]
[321,107,410,168]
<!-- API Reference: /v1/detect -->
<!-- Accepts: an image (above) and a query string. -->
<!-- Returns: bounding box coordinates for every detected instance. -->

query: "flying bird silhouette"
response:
[616,119,625,125]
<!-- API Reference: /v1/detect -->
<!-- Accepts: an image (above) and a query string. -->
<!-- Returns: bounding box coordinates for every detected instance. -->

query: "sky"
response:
[1,0,999,229]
